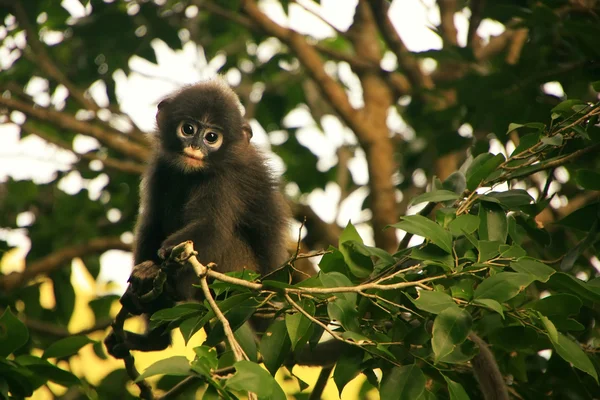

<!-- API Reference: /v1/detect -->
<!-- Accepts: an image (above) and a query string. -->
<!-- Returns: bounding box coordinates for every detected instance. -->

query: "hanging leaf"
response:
[432,306,473,363]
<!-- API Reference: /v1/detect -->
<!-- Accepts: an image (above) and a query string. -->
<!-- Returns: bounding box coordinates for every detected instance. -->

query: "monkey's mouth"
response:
[182,148,205,165]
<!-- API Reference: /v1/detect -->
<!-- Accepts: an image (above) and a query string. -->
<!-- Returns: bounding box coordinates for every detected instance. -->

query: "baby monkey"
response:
[106,79,289,356]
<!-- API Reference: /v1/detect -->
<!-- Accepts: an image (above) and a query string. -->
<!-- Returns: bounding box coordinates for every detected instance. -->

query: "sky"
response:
[0,0,556,293]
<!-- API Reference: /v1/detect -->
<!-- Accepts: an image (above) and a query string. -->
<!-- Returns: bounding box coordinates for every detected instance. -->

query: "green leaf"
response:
[410,290,456,314]
[541,135,563,146]
[390,215,453,253]
[551,99,587,117]
[478,203,508,243]
[499,244,526,259]
[190,346,218,377]
[592,80,600,92]
[333,347,363,395]
[448,214,479,236]
[259,319,291,376]
[474,273,535,303]
[151,303,204,321]
[466,153,505,190]
[548,273,600,303]
[380,364,426,400]
[226,361,286,400]
[43,335,95,359]
[540,315,558,343]
[409,190,460,206]
[339,221,364,245]
[523,293,582,316]
[473,299,505,318]
[235,322,258,362]
[136,356,191,381]
[506,123,524,134]
[339,240,373,279]
[551,333,598,382]
[432,306,473,363]
[16,355,80,387]
[510,257,555,282]
[0,308,29,357]
[477,240,501,262]
[443,375,470,400]
[482,190,534,208]
[179,315,205,345]
[285,298,315,350]
[575,169,600,190]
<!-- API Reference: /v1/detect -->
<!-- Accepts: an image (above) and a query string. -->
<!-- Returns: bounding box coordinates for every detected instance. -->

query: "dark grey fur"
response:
[135,79,289,278]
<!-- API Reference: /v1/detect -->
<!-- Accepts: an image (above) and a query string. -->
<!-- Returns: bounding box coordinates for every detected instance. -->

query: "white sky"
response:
[0,0,516,292]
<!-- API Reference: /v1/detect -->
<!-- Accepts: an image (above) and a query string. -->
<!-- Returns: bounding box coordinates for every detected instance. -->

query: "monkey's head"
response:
[155,79,253,173]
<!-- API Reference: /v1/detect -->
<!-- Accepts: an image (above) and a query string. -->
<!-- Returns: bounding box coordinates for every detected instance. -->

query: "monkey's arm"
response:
[133,183,164,265]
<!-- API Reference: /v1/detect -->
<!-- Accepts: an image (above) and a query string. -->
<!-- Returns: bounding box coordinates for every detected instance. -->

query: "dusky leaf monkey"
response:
[104,79,508,400]
[105,78,289,355]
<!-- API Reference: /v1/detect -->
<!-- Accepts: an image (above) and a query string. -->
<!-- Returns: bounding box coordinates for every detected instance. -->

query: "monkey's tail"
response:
[469,332,510,400]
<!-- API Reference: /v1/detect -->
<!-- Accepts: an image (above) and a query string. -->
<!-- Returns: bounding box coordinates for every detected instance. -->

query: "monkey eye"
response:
[203,131,223,148]
[178,121,198,137]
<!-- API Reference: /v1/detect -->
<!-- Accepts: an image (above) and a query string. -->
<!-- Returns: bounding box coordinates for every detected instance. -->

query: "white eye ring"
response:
[178,121,198,137]
[203,131,223,149]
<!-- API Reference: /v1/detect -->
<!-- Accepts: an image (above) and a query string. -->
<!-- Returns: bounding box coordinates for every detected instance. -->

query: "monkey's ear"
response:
[156,98,171,126]
[242,122,253,143]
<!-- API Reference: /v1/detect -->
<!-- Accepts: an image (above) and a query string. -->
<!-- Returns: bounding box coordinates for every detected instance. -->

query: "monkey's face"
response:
[173,119,224,170]
[155,82,252,173]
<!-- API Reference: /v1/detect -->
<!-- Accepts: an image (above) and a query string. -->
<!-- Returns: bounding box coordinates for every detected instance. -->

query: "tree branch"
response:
[467,0,486,50]
[369,0,434,91]
[240,0,361,127]
[12,3,99,112]
[437,0,459,47]
[0,237,130,292]
[0,95,150,162]
[21,122,146,175]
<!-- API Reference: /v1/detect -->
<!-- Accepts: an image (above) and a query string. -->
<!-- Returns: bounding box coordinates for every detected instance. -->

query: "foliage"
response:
[1,0,600,399]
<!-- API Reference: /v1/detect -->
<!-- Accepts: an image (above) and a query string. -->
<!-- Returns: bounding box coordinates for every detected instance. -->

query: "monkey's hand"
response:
[120,260,176,315]
[157,244,175,261]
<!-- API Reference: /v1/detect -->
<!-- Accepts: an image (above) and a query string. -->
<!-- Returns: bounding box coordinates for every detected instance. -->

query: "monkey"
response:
[105,78,290,356]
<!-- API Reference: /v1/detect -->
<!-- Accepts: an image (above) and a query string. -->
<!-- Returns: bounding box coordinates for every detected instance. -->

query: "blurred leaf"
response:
[575,169,600,190]
[15,355,79,387]
[0,309,29,357]
[380,365,426,400]
[43,336,95,359]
